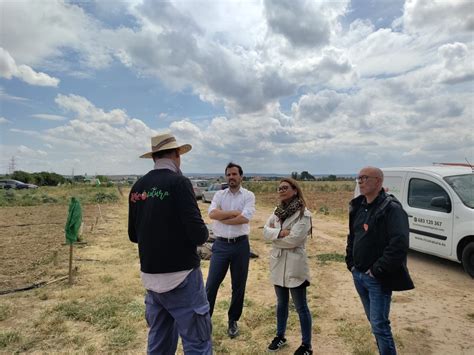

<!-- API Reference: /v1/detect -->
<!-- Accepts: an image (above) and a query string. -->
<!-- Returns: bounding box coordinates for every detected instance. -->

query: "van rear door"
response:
[403,172,453,258]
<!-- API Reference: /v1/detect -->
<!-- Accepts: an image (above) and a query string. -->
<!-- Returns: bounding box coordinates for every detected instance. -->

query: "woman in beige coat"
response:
[264,178,313,355]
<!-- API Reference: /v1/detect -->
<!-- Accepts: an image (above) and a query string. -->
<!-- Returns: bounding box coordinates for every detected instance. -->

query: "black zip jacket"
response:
[128,169,209,273]
[346,190,414,291]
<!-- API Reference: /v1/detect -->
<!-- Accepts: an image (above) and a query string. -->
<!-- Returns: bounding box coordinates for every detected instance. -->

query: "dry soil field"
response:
[0,188,473,354]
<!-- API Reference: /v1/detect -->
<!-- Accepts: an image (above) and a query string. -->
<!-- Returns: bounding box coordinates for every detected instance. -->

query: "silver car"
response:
[202,182,229,203]
[191,180,210,199]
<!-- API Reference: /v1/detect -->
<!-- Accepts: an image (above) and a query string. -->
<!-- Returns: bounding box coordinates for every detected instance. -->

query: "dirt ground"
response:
[1,198,473,354]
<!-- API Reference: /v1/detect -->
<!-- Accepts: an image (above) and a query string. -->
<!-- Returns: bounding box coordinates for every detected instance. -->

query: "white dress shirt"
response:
[208,187,256,238]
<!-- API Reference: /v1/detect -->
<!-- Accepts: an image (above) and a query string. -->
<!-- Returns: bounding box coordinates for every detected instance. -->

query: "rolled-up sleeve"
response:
[241,191,255,220]
[208,190,222,215]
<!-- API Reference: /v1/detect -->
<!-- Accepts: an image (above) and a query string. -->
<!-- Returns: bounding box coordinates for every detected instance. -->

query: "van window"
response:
[408,178,452,213]
[444,174,474,209]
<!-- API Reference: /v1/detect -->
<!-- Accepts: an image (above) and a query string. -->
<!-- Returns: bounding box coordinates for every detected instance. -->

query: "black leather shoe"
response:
[228,320,239,338]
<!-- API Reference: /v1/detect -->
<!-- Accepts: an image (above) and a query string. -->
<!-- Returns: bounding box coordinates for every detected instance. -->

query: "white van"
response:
[356,165,474,277]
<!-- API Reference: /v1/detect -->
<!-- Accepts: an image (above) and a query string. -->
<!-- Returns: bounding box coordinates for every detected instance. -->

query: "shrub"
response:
[95,192,119,203]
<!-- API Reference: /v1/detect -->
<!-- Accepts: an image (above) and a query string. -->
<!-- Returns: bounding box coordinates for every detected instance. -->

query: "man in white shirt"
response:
[206,162,256,339]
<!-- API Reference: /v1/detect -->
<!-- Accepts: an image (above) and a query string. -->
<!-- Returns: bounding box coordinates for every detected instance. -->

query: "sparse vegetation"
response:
[0,331,20,349]
[0,303,12,321]
[317,252,346,263]
[337,320,377,355]
[0,185,120,207]
[0,185,469,353]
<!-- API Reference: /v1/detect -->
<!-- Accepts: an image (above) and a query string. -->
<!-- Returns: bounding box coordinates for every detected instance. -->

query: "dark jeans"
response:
[205,237,250,322]
[274,284,312,347]
[145,268,212,354]
[352,270,396,355]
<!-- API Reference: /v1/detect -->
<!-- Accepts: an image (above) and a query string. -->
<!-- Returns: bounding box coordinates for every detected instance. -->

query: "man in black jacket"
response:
[129,133,212,354]
[346,166,414,355]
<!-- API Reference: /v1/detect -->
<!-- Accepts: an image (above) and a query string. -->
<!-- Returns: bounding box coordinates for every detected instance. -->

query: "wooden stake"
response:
[97,204,104,221]
[68,243,74,285]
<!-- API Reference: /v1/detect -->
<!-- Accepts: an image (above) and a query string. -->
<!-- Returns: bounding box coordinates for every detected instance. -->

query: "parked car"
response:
[0,179,38,189]
[354,165,474,277]
[202,182,229,203]
[190,179,210,199]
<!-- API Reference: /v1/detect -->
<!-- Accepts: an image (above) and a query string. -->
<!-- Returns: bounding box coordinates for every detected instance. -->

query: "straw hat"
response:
[140,133,192,158]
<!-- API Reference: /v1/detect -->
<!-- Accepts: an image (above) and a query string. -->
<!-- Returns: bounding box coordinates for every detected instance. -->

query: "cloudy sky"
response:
[1,0,473,176]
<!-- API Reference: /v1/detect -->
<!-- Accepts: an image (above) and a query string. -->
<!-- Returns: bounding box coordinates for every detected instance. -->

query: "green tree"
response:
[300,171,315,181]
[11,170,32,183]
[291,171,299,180]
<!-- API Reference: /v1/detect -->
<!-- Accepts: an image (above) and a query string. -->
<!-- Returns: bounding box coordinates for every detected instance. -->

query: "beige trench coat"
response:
[263,208,312,288]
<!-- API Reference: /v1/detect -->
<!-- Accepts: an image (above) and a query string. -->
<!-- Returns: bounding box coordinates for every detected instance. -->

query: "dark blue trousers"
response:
[352,269,396,355]
[145,267,212,354]
[205,237,250,322]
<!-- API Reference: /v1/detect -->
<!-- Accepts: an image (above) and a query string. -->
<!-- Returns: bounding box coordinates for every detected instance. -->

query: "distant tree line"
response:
[0,171,113,186]
[291,171,353,181]
[1,170,67,186]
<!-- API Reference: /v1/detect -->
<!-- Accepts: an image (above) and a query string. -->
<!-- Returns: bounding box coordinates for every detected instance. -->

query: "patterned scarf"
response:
[274,197,304,222]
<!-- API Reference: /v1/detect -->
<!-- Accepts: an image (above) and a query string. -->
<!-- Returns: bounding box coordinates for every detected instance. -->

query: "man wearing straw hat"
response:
[129,133,212,354]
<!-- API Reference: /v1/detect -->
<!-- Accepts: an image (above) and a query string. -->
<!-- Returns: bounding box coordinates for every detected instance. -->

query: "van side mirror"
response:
[430,196,451,212]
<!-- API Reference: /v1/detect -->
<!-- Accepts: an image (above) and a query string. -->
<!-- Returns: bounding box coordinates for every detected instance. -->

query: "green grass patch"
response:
[0,303,12,321]
[125,300,145,320]
[107,324,137,349]
[337,320,376,355]
[54,296,124,329]
[317,253,346,263]
[0,330,21,348]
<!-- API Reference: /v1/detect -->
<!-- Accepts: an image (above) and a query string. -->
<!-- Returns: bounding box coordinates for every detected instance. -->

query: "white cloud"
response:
[31,114,67,121]
[264,0,331,48]
[437,42,474,84]
[0,117,11,124]
[17,145,48,157]
[55,94,127,124]
[0,48,59,86]
[0,0,472,174]
[403,0,474,36]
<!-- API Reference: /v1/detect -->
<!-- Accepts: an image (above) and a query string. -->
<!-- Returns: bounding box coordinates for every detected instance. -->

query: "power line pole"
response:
[8,156,16,174]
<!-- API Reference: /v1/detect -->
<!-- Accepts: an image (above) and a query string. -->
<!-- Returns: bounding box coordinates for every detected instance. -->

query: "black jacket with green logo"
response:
[128,169,208,273]
[346,189,414,291]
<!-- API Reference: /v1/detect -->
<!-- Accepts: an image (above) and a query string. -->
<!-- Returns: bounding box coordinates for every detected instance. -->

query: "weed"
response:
[0,331,21,348]
[317,253,345,263]
[126,299,144,320]
[337,320,376,355]
[95,192,119,203]
[107,324,137,348]
[99,275,114,283]
[319,205,330,215]
[42,194,58,203]
[467,313,474,321]
[0,303,12,321]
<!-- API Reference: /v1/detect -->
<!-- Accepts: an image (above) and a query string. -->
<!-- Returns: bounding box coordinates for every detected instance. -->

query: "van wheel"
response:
[462,242,474,278]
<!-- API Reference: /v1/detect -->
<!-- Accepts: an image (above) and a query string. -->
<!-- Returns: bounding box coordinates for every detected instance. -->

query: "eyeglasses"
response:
[277,185,291,192]
[356,175,378,183]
